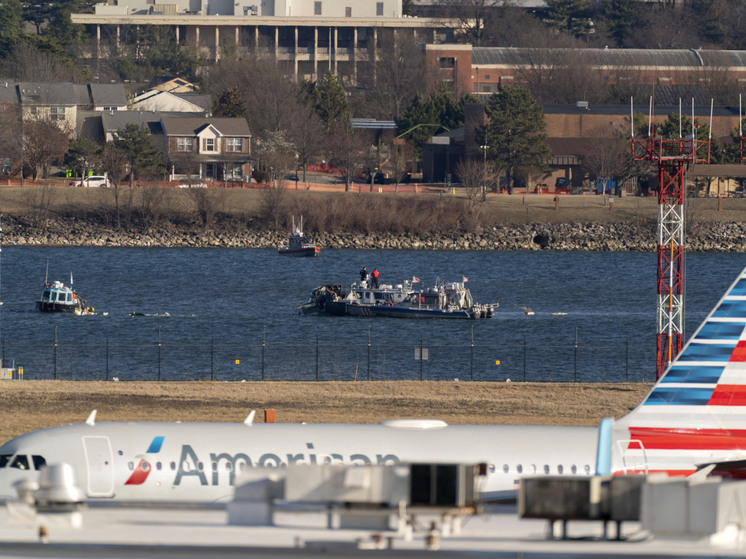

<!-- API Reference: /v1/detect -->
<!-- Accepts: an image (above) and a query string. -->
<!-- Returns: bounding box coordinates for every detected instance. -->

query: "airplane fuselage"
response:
[0,421,599,503]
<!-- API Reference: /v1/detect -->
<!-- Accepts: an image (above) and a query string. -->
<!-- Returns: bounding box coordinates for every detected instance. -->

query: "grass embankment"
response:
[0,381,651,443]
[2,184,745,235]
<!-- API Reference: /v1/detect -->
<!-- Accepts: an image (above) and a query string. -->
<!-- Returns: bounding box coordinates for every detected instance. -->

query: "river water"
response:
[1,247,743,383]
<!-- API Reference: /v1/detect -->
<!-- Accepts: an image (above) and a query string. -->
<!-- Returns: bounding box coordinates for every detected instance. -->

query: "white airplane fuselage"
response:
[0,421,599,503]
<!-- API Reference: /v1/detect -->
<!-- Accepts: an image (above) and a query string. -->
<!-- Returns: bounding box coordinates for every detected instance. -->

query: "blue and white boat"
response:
[301,278,497,319]
[37,268,93,315]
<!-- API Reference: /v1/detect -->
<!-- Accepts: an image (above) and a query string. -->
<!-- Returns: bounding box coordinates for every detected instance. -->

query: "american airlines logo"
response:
[125,436,165,485]
[125,437,401,487]
[176,443,401,486]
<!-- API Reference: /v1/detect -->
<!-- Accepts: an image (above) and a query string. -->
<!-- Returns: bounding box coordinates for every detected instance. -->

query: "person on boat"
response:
[371,268,380,288]
[360,266,369,285]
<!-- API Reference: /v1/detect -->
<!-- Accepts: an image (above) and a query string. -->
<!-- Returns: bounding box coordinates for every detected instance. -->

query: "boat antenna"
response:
[45,258,49,285]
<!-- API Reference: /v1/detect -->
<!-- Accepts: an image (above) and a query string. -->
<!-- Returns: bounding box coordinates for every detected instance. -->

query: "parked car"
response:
[70,175,110,188]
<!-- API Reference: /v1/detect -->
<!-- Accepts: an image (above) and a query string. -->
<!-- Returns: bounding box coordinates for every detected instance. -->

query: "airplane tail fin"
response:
[607,266,746,477]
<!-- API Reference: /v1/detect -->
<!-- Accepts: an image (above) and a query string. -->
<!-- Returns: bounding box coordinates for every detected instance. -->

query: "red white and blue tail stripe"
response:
[610,267,746,477]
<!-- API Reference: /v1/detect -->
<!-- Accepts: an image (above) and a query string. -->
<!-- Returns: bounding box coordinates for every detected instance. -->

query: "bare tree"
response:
[22,120,70,179]
[455,158,492,215]
[22,184,58,229]
[100,143,132,229]
[357,30,423,120]
[0,103,22,178]
[326,122,368,192]
[0,43,85,82]
[435,0,503,45]
[186,187,225,229]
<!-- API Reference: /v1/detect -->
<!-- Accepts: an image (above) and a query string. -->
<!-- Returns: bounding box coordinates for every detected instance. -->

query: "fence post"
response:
[261,325,266,381]
[523,335,526,382]
[574,327,578,383]
[626,337,629,382]
[420,338,423,381]
[211,337,215,381]
[367,326,371,381]
[157,326,161,381]
[53,326,58,380]
[470,325,474,382]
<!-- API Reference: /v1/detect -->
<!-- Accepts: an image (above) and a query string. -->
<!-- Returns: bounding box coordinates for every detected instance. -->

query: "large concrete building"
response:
[73,0,459,82]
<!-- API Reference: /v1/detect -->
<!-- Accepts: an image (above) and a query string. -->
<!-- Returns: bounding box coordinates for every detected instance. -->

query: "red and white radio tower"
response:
[632,98,712,379]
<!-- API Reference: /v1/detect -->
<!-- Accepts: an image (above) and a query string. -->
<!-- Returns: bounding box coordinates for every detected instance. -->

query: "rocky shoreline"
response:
[3,216,745,251]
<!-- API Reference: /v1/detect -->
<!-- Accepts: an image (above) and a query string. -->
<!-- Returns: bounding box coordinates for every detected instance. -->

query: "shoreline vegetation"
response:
[0,381,652,443]
[1,186,745,251]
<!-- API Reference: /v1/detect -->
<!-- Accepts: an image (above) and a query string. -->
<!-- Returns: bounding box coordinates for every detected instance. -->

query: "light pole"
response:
[480,145,488,201]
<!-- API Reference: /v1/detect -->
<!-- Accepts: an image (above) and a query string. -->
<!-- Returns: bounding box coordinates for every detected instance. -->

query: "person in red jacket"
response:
[371,268,380,288]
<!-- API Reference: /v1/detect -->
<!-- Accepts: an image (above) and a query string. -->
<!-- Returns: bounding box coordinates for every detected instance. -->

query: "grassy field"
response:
[1,184,745,231]
[0,380,652,444]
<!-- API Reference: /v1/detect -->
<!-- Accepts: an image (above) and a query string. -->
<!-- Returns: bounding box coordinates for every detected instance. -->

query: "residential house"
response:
[160,116,252,181]
[130,90,211,114]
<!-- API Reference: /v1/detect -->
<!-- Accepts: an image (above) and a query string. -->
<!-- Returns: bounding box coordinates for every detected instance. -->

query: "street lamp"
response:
[480,145,488,200]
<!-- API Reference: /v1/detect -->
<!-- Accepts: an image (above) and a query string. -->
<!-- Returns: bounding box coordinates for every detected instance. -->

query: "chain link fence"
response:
[2,331,655,383]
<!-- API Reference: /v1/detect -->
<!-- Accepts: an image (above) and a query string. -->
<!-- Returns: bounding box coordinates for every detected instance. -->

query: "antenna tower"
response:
[631,98,712,379]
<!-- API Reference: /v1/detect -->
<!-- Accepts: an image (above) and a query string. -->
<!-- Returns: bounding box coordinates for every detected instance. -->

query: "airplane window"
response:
[571,465,577,474]
[156,462,162,471]
[32,456,46,470]
[502,464,509,473]
[127,462,134,471]
[0,455,11,468]
[557,465,564,474]
[142,461,150,472]
[516,465,523,474]
[170,461,176,470]
[584,465,591,474]
[543,465,550,474]
[530,464,536,474]
[10,455,29,470]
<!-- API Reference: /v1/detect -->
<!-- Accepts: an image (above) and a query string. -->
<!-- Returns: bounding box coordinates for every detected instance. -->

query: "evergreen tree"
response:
[480,87,551,192]
[113,124,165,186]
[544,0,593,37]
[602,0,639,46]
[214,87,248,119]
[314,70,350,131]
[396,85,474,162]
[0,0,23,56]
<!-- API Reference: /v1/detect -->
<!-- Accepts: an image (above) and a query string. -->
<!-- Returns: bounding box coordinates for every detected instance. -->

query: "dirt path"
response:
[0,380,652,444]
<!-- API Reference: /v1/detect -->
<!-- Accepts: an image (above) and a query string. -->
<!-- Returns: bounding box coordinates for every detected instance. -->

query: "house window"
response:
[439,57,455,69]
[204,138,215,152]
[345,6,351,16]
[177,137,193,152]
[376,1,383,15]
[103,106,118,111]
[314,1,321,14]
[226,138,242,152]
[50,106,65,121]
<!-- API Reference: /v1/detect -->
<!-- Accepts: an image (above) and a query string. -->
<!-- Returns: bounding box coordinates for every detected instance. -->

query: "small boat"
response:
[37,267,93,315]
[300,278,497,319]
[278,216,320,257]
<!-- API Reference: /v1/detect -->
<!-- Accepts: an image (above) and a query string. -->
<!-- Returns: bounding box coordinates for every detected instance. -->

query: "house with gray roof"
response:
[160,116,252,181]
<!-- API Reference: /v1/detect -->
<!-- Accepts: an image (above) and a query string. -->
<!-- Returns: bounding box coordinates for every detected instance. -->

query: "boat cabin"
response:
[349,283,411,305]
